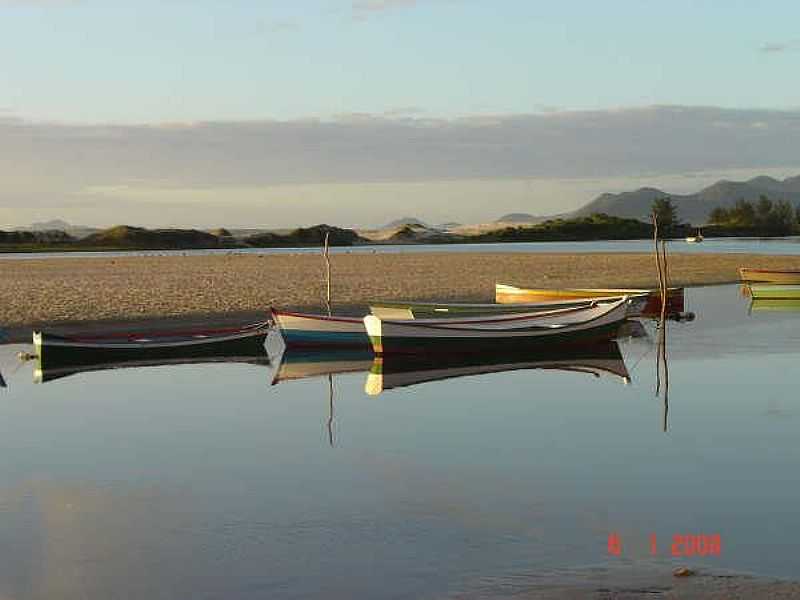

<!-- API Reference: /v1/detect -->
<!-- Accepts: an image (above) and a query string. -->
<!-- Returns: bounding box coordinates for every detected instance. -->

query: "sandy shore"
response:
[2,252,799,332]
[454,564,800,599]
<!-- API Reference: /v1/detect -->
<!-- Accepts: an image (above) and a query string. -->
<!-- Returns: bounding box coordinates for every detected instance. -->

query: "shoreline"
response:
[454,563,800,599]
[2,251,798,337]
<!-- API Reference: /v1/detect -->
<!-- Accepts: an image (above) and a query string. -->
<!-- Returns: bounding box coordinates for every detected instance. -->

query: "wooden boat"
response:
[739,268,800,284]
[495,283,684,317]
[749,298,800,313]
[33,320,271,381]
[271,309,370,349]
[364,297,631,355]
[369,297,607,319]
[270,348,373,385]
[365,341,630,394]
[748,284,800,300]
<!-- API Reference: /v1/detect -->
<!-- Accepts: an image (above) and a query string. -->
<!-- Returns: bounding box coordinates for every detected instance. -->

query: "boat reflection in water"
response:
[33,321,272,384]
[364,340,630,395]
[270,348,374,386]
[750,298,800,313]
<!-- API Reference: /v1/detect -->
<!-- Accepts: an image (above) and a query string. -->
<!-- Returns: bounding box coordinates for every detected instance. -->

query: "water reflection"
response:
[364,341,631,396]
[5,285,800,597]
[34,336,271,384]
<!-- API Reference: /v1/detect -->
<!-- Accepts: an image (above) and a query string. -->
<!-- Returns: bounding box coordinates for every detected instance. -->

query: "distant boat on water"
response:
[686,229,704,243]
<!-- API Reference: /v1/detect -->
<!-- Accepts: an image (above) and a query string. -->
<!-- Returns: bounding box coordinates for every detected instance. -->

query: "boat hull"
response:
[739,268,800,284]
[271,309,369,349]
[365,340,629,394]
[34,322,271,378]
[364,300,630,355]
[369,298,600,319]
[748,285,800,300]
[495,284,683,317]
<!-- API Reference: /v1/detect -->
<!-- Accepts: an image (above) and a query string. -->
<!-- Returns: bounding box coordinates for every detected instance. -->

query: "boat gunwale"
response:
[367,298,629,334]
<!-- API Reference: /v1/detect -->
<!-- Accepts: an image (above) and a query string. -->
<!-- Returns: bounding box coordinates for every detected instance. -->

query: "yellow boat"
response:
[739,268,800,284]
[495,283,685,317]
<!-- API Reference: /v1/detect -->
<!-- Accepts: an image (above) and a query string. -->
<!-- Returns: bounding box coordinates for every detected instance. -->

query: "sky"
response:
[1,0,799,228]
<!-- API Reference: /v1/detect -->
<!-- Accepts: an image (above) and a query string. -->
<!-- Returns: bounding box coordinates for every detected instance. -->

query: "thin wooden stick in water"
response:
[323,231,332,316]
[652,213,663,395]
[327,374,335,447]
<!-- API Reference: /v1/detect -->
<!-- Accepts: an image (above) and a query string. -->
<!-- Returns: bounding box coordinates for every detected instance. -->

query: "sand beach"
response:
[2,251,800,332]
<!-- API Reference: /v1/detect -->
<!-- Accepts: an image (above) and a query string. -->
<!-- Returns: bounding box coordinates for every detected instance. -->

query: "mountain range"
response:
[573,175,800,224]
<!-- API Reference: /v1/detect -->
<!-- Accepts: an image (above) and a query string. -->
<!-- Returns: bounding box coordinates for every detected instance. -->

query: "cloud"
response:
[759,39,799,53]
[352,0,419,19]
[2,105,800,227]
[3,105,800,186]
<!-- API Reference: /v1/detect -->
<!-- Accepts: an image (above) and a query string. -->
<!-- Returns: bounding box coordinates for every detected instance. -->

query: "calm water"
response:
[5,236,800,259]
[1,285,800,599]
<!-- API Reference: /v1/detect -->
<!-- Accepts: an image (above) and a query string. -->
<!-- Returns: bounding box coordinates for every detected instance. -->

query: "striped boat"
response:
[749,298,800,312]
[271,309,370,349]
[364,341,630,395]
[739,268,800,284]
[364,297,632,355]
[495,283,684,317]
[33,321,272,382]
[748,284,800,300]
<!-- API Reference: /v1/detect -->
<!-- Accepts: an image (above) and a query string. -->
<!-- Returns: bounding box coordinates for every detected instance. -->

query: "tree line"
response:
[651,195,800,236]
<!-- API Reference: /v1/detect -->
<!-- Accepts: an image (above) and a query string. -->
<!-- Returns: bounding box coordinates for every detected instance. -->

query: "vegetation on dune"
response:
[469,213,655,242]
[707,195,798,235]
[244,224,364,247]
[83,225,228,249]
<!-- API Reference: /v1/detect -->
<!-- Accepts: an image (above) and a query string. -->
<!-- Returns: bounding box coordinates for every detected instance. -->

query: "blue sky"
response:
[3,0,798,123]
[1,0,799,227]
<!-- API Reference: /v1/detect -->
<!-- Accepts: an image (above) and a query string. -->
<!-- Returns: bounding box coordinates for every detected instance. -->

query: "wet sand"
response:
[452,563,800,599]
[2,252,799,333]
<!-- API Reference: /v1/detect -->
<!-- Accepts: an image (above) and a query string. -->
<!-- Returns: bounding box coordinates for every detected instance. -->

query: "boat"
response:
[363,297,632,355]
[686,229,704,243]
[369,297,609,319]
[364,340,630,394]
[747,284,800,300]
[33,320,272,381]
[749,298,800,313]
[271,309,370,349]
[739,268,800,284]
[495,283,684,317]
[270,348,374,385]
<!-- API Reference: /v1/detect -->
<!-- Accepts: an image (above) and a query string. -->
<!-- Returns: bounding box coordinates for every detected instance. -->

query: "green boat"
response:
[748,285,800,300]
[750,298,800,312]
[369,298,604,319]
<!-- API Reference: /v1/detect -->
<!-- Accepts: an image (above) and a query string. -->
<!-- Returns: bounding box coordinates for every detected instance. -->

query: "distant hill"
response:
[572,175,800,224]
[495,213,540,223]
[383,217,428,229]
[245,224,364,247]
[20,219,98,239]
[84,225,224,249]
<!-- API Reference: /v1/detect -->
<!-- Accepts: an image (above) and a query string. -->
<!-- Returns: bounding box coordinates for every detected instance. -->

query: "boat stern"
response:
[363,315,383,354]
